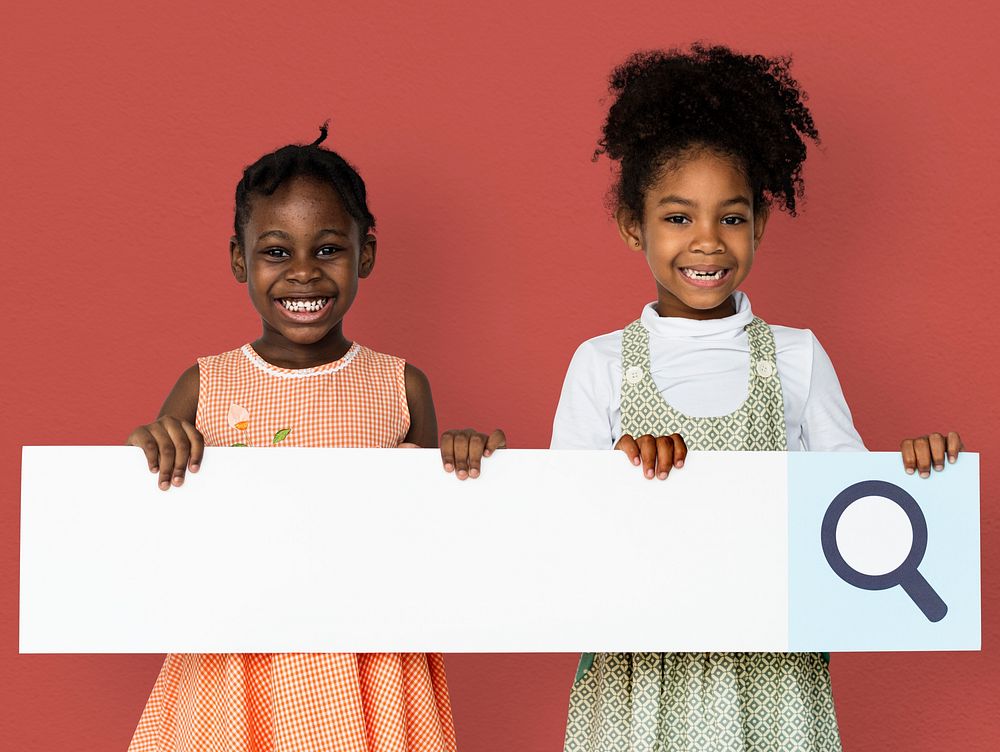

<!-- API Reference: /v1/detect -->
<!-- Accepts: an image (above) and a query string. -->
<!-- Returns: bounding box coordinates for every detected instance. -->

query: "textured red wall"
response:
[2,1,998,749]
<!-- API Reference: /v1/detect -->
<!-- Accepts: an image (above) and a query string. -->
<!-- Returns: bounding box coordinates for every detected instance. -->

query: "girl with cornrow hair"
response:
[551,44,964,752]
[125,125,505,752]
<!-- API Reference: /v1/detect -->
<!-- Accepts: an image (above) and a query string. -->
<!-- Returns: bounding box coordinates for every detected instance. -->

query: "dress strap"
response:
[620,320,677,439]
[745,316,779,380]
[742,317,788,451]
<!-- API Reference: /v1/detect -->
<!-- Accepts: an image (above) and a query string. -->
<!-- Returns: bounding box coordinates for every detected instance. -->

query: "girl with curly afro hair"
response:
[551,43,964,752]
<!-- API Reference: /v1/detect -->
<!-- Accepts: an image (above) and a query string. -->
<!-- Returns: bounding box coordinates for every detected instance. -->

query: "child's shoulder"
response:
[766,322,822,355]
[568,327,627,365]
[196,345,247,367]
[558,327,627,391]
[354,343,406,369]
[765,322,842,380]
[194,345,255,382]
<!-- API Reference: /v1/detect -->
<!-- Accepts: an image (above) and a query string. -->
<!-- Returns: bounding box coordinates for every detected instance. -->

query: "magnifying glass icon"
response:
[821,479,947,623]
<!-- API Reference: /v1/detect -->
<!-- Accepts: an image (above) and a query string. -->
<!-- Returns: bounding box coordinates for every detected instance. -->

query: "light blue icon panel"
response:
[788,452,980,651]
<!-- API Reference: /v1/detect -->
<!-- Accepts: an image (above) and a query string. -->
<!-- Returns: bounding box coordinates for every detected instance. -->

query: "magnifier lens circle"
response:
[835,495,913,576]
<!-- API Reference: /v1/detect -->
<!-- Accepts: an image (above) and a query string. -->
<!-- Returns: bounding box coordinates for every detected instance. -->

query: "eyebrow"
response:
[256,228,350,241]
[656,195,752,208]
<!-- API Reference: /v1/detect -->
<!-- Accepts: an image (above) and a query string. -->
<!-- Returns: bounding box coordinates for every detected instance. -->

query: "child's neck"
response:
[655,291,738,320]
[252,324,353,370]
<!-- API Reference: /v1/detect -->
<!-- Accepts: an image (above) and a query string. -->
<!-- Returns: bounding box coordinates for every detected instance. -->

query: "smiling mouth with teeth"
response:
[681,268,729,280]
[278,297,329,312]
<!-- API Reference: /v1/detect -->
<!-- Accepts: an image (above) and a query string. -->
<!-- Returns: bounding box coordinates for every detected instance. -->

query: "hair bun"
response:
[312,120,330,147]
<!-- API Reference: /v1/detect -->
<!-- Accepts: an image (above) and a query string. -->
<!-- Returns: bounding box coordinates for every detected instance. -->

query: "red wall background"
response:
[2,1,998,749]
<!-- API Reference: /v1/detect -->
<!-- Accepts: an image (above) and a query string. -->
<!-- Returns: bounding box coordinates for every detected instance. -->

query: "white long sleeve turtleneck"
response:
[550,292,865,452]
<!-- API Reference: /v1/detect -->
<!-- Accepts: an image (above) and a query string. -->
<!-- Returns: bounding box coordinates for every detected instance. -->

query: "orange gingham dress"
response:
[128,343,457,752]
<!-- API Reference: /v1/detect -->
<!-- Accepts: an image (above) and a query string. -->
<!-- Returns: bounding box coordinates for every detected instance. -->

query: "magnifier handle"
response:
[901,570,948,623]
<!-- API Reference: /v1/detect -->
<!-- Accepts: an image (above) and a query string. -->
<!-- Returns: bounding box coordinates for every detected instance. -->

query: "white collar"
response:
[640,291,753,340]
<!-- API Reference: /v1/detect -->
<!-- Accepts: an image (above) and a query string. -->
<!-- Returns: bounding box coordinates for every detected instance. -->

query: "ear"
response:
[358,233,377,279]
[753,205,770,250]
[615,207,644,252]
[230,236,247,283]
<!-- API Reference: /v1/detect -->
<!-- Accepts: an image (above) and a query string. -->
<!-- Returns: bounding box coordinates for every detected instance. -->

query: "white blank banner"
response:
[20,447,788,653]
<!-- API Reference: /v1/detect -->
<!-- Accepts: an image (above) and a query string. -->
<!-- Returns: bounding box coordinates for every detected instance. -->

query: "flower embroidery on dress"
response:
[227,403,250,431]
[225,403,290,447]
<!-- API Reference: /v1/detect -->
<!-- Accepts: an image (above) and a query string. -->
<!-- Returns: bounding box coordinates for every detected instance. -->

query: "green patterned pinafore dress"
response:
[563,317,841,752]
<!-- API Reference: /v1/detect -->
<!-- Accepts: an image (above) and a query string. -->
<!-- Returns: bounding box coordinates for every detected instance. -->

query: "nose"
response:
[286,254,322,283]
[689,222,725,254]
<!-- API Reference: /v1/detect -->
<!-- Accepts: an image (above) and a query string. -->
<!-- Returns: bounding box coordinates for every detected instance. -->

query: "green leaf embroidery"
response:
[231,443,248,447]
[272,428,291,444]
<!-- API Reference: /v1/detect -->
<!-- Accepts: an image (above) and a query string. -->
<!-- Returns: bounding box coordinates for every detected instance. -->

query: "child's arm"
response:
[402,363,438,448]
[401,363,505,480]
[798,332,965,477]
[900,432,964,477]
[126,364,203,491]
